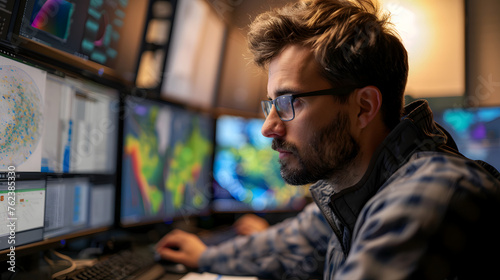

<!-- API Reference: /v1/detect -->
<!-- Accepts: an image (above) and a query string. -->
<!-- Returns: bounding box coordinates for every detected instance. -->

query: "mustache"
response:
[272,139,298,153]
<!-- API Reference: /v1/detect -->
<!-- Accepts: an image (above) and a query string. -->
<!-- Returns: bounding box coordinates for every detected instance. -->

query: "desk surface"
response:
[131,263,186,280]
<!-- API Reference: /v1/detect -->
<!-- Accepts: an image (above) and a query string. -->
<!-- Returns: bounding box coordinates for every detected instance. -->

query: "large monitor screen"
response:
[14,0,149,84]
[0,45,116,259]
[212,115,307,212]
[0,55,119,174]
[41,74,119,174]
[161,0,225,109]
[120,97,214,226]
[433,106,500,170]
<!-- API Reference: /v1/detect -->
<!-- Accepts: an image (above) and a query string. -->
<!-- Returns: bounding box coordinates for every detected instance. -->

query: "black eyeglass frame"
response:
[261,87,357,121]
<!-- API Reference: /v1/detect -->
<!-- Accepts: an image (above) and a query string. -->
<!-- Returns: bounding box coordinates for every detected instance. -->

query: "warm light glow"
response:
[379,0,465,97]
[383,1,429,71]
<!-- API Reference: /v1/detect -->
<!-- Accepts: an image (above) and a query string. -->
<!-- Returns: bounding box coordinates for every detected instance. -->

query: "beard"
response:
[272,112,360,185]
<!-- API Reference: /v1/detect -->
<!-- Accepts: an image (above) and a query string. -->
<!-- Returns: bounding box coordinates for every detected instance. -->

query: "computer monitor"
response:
[0,178,46,250]
[433,106,500,170]
[120,96,214,227]
[0,52,117,258]
[0,174,116,258]
[161,0,225,109]
[0,54,119,174]
[41,73,119,174]
[212,115,308,213]
[11,0,150,84]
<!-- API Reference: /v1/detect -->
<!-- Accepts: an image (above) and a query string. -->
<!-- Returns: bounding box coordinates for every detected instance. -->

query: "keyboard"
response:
[57,250,165,280]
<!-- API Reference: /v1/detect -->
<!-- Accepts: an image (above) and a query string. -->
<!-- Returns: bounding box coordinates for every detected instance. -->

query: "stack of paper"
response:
[180,272,258,280]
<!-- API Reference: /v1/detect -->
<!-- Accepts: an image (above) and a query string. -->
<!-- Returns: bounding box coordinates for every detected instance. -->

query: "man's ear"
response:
[354,86,382,129]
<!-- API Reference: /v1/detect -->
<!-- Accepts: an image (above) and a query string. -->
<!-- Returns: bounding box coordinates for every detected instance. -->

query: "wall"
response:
[212,0,292,115]
[466,0,500,107]
[216,27,267,114]
[214,0,500,111]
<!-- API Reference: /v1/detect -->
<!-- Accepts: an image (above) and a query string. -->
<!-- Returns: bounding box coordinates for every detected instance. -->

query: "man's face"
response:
[262,45,360,185]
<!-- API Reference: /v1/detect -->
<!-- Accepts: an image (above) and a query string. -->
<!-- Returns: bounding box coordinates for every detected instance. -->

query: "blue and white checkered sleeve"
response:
[199,203,332,279]
[332,154,498,280]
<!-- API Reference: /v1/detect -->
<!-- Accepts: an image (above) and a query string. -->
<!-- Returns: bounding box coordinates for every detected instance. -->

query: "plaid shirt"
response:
[199,100,500,279]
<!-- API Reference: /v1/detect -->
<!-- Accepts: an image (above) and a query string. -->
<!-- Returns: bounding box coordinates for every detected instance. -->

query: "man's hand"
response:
[155,229,207,268]
[234,214,270,236]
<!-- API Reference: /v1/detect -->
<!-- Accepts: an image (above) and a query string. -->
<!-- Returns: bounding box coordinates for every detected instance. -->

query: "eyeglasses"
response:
[261,87,356,121]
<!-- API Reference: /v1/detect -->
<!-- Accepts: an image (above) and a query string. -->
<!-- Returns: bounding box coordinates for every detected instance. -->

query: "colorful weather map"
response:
[120,98,213,225]
[165,121,212,211]
[213,116,307,212]
[0,65,44,169]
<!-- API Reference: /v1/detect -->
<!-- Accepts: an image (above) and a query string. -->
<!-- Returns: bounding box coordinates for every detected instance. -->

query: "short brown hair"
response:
[248,0,408,129]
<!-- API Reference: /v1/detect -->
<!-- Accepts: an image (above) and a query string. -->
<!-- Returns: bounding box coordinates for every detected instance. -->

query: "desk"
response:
[158,273,186,280]
[130,263,186,279]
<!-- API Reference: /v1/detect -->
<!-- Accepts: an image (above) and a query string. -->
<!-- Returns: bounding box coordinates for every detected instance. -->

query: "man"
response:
[156,0,500,279]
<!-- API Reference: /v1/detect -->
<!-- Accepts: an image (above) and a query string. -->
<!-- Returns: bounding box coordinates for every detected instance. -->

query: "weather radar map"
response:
[0,65,44,169]
[213,116,307,212]
[120,98,213,225]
